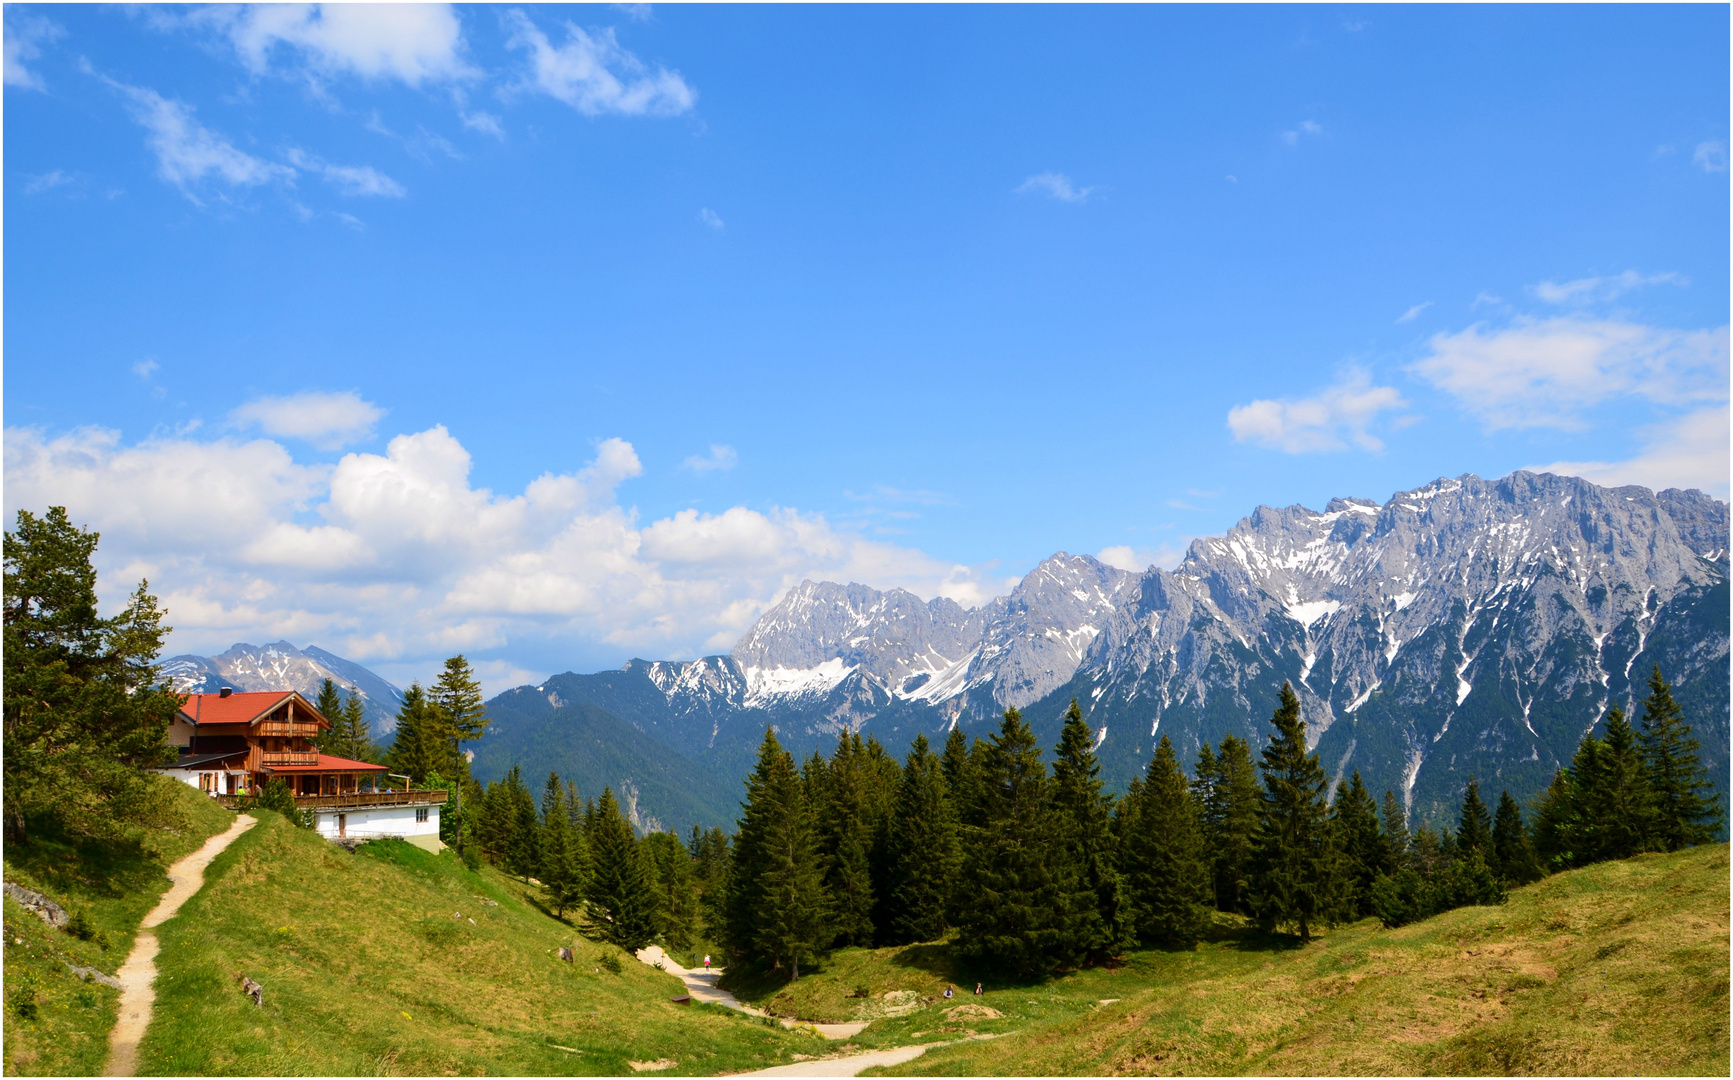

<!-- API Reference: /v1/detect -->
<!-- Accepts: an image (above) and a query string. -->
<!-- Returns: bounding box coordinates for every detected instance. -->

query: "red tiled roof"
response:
[263,754,388,773]
[178,691,330,729]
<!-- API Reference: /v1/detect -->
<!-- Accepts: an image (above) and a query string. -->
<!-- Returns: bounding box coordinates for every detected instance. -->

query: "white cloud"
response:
[230,390,385,449]
[109,81,293,196]
[4,12,62,90]
[1281,119,1323,145]
[1530,404,1729,497]
[699,207,724,229]
[682,444,737,473]
[132,359,160,380]
[503,11,695,117]
[1017,172,1093,203]
[1693,140,1727,173]
[216,3,474,86]
[1097,543,1188,573]
[1410,317,1728,431]
[1532,269,1683,305]
[3,421,996,683]
[460,109,504,138]
[285,148,405,197]
[22,170,78,195]
[1227,369,1407,453]
[1396,301,1432,323]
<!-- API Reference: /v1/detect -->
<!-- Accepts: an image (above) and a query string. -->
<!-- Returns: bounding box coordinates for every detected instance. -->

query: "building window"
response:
[415,808,429,823]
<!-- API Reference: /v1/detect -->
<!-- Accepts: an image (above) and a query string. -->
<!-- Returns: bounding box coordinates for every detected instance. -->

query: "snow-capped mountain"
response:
[488,470,1727,829]
[159,640,406,737]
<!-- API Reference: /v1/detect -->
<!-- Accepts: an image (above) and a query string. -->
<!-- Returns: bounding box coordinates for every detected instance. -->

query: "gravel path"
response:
[103,814,257,1078]
[633,946,870,1040]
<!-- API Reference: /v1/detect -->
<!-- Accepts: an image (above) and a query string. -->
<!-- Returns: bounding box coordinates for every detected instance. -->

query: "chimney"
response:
[219,687,234,698]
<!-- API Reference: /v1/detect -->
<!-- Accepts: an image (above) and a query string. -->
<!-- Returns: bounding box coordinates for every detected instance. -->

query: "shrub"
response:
[9,970,41,1020]
[598,950,623,975]
[240,779,315,829]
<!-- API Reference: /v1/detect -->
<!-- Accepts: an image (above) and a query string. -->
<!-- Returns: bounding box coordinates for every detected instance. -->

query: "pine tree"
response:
[954,709,1068,977]
[817,732,875,947]
[1456,778,1494,855]
[1636,666,1718,851]
[1123,736,1209,947]
[326,691,371,762]
[1050,700,1126,962]
[1380,790,1411,870]
[314,678,344,752]
[1491,790,1542,885]
[641,831,700,953]
[753,742,831,978]
[583,787,658,950]
[1246,683,1341,940]
[1583,707,1654,861]
[1331,771,1387,918]
[385,683,442,784]
[539,772,585,918]
[1207,736,1262,913]
[886,734,958,945]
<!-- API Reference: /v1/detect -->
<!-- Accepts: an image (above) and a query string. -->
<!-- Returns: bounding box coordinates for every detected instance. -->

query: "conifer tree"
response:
[583,786,658,950]
[1491,790,1541,885]
[1380,790,1411,870]
[954,708,1068,976]
[1050,700,1126,961]
[1124,736,1209,947]
[1246,683,1342,940]
[886,734,958,944]
[314,678,344,752]
[385,683,442,783]
[641,831,700,953]
[1456,778,1494,855]
[325,691,371,762]
[1584,707,1654,861]
[1636,666,1718,851]
[940,726,972,802]
[817,731,875,947]
[753,743,831,977]
[1530,766,1578,871]
[505,766,541,880]
[1330,771,1386,918]
[538,772,585,918]
[1205,736,1262,913]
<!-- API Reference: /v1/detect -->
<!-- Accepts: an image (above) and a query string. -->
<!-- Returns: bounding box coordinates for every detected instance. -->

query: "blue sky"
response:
[4,3,1727,693]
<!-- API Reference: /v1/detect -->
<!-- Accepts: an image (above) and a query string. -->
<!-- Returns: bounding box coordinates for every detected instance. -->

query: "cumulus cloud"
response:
[1532,269,1683,305]
[230,390,384,449]
[682,444,737,473]
[1530,404,1729,497]
[110,81,293,195]
[1097,543,1188,573]
[1410,317,1728,430]
[285,148,405,197]
[212,3,475,86]
[4,12,62,90]
[1017,172,1093,203]
[1227,369,1407,453]
[503,10,695,117]
[2,422,993,689]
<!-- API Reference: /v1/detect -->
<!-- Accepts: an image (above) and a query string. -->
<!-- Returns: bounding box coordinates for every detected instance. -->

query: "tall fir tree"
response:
[641,831,700,953]
[385,683,442,784]
[954,709,1068,976]
[940,726,973,804]
[1124,736,1209,947]
[1246,683,1342,940]
[327,691,371,762]
[1491,790,1542,885]
[583,786,658,950]
[817,732,876,947]
[1456,778,1494,855]
[886,734,958,945]
[1050,701,1127,961]
[1380,790,1411,870]
[538,772,585,918]
[314,678,344,752]
[753,740,831,978]
[1205,736,1262,913]
[1635,666,1718,851]
[1331,771,1387,918]
[1583,707,1654,861]
[506,766,541,880]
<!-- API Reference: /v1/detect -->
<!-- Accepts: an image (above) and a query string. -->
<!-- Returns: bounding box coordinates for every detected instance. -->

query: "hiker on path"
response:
[703,954,712,973]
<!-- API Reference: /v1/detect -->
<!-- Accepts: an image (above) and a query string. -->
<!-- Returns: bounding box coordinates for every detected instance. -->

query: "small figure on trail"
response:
[943,985,954,999]
[974,983,983,996]
[703,954,712,973]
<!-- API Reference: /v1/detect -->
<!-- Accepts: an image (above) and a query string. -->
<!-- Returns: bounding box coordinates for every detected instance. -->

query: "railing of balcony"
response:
[256,723,321,737]
[214,789,448,811]
[261,752,319,766]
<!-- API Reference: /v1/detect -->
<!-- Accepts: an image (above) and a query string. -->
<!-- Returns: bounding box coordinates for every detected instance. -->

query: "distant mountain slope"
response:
[494,471,1728,830]
[159,640,407,737]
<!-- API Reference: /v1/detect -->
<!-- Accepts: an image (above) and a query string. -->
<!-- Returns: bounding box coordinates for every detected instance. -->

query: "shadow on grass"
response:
[4,820,165,901]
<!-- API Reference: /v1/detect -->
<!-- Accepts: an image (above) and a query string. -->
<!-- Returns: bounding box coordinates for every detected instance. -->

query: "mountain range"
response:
[165,470,1730,837]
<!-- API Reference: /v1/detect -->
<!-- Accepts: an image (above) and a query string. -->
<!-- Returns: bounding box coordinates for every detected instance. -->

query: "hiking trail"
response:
[103,813,257,1077]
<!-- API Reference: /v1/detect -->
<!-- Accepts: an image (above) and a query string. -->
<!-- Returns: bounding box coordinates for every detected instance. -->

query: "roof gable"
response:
[179,690,332,730]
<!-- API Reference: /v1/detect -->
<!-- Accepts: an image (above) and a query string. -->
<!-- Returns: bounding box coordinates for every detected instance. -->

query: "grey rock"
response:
[3,881,69,929]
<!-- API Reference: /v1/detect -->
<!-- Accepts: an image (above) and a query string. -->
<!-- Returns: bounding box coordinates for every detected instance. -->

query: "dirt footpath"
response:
[103,813,257,1077]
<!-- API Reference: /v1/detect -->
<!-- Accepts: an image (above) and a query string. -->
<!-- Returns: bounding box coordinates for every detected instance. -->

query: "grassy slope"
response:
[729,844,1729,1076]
[3,781,235,1077]
[136,811,819,1076]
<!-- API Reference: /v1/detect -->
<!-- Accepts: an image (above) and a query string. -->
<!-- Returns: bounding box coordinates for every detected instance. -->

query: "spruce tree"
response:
[940,726,972,802]
[1124,736,1209,947]
[1246,683,1341,940]
[1456,778,1494,855]
[886,734,958,945]
[506,767,541,880]
[314,678,344,752]
[327,691,370,762]
[817,731,875,947]
[1380,790,1411,870]
[385,683,441,784]
[583,787,658,950]
[1636,666,1718,851]
[1491,790,1542,885]
[1583,707,1654,861]
[1331,771,1387,918]
[1050,700,1126,962]
[641,831,700,953]
[753,742,831,977]
[539,774,585,918]
[954,709,1067,976]
[1208,736,1262,913]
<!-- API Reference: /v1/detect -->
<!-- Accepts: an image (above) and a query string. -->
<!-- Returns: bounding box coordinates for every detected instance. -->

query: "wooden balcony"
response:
[215,790,448,811]
[255,722,321,737]
[260,752,319,766]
